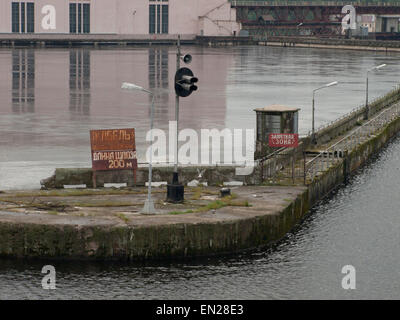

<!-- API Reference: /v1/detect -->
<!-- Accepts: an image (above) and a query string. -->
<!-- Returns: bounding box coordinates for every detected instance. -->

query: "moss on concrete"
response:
[0,189,310,260]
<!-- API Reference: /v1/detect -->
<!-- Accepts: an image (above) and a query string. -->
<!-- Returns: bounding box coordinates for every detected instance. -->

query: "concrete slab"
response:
[0,185,307,228]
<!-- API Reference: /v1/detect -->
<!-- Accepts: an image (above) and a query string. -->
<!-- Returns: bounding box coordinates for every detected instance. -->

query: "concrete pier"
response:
[0,185,307,260]
[2,74,400,260]
[1,95,400,259]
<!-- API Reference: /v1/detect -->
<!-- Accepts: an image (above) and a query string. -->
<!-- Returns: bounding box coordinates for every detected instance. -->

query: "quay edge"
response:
[262,36,400,53]
[0,189,310,260]
[0,34,255,48]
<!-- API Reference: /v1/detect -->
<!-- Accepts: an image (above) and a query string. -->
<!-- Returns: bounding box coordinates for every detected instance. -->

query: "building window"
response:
[70,50,91,115]
[12,3,19,33]
[12,2,34,33]
[149,5,156,34]
[149,1,168,34]
[148,48,169,116]
[70,2,90,34]
[161,5,168,34]
[149,48,168,89]
[12,49,35,113]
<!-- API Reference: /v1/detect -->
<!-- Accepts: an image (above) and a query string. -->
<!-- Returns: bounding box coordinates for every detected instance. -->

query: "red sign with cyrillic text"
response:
[269,133,298,148]
[90,129,137,171]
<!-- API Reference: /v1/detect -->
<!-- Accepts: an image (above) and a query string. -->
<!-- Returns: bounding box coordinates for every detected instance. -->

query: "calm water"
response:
[1,45,400,190]
[1,45,400,300]
[0,133,399,300]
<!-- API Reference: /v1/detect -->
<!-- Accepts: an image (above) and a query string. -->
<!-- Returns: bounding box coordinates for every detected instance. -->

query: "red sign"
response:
[90,129,137,171]
[269,133,299,148]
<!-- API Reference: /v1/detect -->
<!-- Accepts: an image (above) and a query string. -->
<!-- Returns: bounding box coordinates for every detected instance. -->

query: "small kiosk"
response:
[254,104,300,159]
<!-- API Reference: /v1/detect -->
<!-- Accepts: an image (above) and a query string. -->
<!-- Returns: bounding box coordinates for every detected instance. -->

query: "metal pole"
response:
[303,151,306,185]
[148,94,155,204]
[166,35,185,202]
[174,35,181,181]
[121,82,156,213]
[365,72,369,120]
[312,91,316,144]
[292,149,295,184]
[310,81,338,145]
[143,92,156,214]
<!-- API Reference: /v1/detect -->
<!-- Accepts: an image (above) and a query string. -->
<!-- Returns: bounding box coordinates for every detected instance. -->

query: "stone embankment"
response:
[0,34,254,48]
[1,33,398,50]
[263,36,400,53]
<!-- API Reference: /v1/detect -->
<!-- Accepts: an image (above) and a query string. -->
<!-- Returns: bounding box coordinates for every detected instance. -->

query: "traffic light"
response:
[175,67,198,97]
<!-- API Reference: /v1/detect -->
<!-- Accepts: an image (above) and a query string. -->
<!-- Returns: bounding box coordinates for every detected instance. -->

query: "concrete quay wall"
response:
[0,34,254,48]
[0,191,309,260]
[308,109,400,205]
[40,165,257,189]
[263,37,400,53]
[313,87,400,146]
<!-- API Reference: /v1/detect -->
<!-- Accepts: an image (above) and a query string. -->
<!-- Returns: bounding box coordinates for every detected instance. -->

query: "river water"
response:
[1,45,400,190]
[1,133,399,300]
[1,45,400,299]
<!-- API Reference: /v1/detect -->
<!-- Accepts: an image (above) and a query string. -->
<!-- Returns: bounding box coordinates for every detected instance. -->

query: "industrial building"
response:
[232,1,400,39]
[0,0,240,36]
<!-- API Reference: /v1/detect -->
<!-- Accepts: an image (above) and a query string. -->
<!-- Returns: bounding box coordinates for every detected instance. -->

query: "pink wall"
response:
[170,0,240,36]
[0,1,11,33]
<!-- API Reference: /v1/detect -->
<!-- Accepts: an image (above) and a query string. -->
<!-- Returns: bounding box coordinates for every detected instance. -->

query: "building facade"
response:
[0,0,240,36]
[354,14,400,35]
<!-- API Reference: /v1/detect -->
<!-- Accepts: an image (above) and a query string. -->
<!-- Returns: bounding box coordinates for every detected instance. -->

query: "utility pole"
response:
[167,35,198,203]
[311,81,339,145]
[174,35,181,182]
[365,64,386,120]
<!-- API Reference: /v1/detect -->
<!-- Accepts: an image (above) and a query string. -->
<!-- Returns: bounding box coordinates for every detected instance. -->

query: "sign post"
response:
[269,133,299,183]
[90,128,137,188]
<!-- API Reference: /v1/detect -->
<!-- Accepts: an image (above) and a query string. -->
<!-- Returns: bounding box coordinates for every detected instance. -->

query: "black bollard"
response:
[167,172,184,203]
[220,188,231,198]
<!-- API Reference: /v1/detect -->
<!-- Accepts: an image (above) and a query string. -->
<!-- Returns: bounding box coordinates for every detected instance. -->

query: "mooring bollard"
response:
[220,188,231,198]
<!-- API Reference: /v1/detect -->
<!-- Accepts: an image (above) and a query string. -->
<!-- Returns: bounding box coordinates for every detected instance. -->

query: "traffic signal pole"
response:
[167,35,184,202]
[167,35,198,202]
[174,36,181,179]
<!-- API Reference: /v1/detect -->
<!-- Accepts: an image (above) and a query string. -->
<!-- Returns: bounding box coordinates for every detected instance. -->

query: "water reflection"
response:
[148,48,169,117]
[12,49,35,113]
[1,46,400,190]
[69,49,90,116]
[2,136,400,299]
